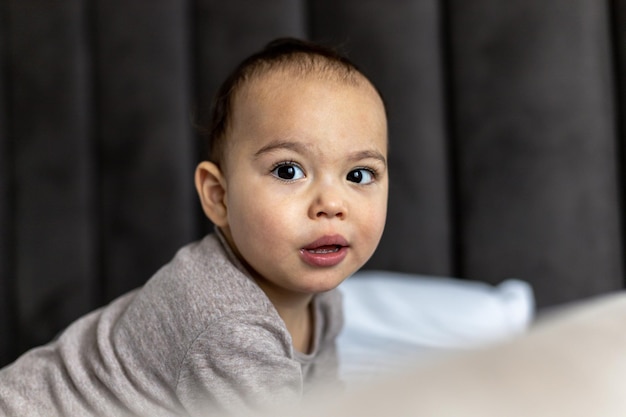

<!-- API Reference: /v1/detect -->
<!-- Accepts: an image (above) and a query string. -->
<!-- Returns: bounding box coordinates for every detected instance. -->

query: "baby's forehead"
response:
[227,67,386,136]
[236,66,374,104]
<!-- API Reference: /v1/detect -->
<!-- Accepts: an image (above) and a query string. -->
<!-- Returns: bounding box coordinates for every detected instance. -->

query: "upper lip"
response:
[303,235,349,250]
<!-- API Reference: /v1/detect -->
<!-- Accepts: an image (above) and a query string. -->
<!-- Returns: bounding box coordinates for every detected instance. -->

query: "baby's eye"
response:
[271,163,305,181]
[347,168,375,184]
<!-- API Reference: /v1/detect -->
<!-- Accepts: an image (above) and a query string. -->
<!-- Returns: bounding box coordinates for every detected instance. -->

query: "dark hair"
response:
[200,37,379,166]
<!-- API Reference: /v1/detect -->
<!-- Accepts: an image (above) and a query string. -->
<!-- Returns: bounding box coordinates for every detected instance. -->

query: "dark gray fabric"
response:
[94,0,196,300]
[0,2,15,366]
[5,1,98,353]
[448,0,623,307]
[0,1,625,367]
[615,0,626,252]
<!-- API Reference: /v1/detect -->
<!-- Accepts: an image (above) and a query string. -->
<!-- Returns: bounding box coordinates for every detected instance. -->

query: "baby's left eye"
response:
[347,168,375,184]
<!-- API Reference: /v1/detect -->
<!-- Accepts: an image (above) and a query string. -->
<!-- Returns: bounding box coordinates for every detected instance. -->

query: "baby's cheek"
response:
[362,206,386,246]
[238,204,285,244]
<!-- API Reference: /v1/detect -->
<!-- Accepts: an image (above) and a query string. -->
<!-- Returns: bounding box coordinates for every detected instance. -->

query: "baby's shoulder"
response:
[124,233,279,335]
[160,234,271,307]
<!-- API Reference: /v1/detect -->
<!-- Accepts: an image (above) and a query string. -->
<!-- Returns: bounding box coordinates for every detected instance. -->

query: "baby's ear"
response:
[194,161,229,227]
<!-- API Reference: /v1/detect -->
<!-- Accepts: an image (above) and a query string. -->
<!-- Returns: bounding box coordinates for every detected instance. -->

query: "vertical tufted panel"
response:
[614,0,626,263]
[448,0,623,307]
[5,0,98,351]
[94,0,196,300]
[309,0,453,276]
[0,1,15,365]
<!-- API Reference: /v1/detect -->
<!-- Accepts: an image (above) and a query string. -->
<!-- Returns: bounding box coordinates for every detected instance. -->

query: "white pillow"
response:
[337,270,535,385]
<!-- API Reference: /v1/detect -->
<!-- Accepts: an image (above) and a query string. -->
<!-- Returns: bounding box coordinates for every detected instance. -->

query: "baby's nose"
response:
[308,186,347,220]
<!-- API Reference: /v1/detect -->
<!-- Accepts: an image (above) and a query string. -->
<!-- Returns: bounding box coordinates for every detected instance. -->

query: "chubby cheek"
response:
[358,197,387,256]
[226,191,294,255]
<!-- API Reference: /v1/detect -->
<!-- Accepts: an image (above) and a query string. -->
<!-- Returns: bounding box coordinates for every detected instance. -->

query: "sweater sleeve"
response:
[175,312,303,417]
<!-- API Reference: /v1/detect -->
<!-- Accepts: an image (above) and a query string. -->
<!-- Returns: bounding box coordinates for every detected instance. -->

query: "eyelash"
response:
[271,161,300,170]
[270,161,305,181]
[347,166,379,185]
[353,166,379,178]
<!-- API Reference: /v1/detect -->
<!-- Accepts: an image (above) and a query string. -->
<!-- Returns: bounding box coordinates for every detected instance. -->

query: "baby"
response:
[0,37,388,416]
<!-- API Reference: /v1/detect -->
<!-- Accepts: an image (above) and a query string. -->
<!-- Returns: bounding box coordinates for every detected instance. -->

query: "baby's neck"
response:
[279,300,314,354]
[250,275,315,353]
[272,296,314,353]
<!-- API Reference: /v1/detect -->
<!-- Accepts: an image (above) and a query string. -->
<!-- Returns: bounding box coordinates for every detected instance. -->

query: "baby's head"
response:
[195,38,388,300]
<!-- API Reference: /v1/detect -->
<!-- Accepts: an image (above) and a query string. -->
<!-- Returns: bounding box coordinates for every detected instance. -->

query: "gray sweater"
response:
[0,232,343,417]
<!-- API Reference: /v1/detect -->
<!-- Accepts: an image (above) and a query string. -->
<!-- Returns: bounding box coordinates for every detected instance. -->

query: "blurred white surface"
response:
[337,270,535,384]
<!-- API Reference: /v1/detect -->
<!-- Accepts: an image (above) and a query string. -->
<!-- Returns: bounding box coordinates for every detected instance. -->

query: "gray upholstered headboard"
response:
[0,1,624,366]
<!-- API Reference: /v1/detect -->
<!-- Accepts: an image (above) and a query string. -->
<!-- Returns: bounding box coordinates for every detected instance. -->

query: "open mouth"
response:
[301,235,349,267]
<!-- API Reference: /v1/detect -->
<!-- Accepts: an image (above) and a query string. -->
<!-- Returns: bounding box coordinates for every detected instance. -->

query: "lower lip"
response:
[300,247,348,267]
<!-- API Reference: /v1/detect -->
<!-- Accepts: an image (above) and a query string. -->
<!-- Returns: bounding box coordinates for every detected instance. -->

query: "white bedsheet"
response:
[337,270,535,385]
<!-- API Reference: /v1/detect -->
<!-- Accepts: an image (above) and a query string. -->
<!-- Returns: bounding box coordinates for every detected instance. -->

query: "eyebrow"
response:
[253,140,309,158]
[253,139,387,167]
[348,149,387,167]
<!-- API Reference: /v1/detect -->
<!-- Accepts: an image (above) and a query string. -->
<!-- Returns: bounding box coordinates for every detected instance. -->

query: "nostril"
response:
[316,210,344,218]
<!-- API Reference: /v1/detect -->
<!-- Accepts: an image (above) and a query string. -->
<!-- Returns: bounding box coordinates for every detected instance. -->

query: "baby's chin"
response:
[296,269,357,294]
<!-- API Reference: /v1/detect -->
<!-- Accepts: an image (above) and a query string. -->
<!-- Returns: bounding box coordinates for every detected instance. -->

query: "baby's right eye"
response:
[271,163,305,181]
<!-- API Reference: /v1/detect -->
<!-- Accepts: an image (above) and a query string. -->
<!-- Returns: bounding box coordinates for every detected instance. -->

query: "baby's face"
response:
[220,71,388,298]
